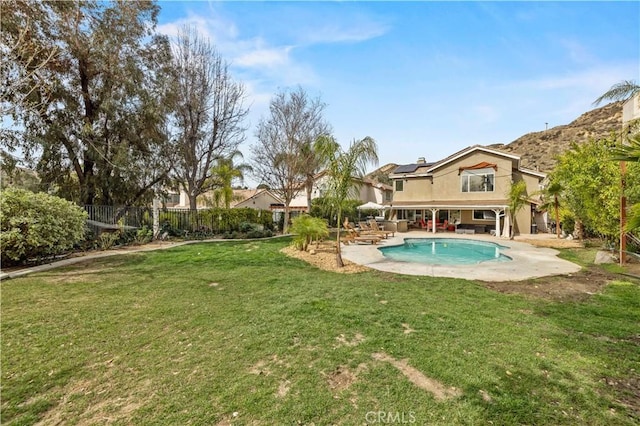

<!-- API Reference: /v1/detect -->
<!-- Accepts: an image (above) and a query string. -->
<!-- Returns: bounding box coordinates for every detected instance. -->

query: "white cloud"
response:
[234,45,293,68]
[302,22,389,44]
[557,38,594,64]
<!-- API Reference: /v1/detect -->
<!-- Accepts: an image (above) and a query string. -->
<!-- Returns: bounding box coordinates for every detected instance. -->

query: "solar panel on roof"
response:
[393,164,420,173]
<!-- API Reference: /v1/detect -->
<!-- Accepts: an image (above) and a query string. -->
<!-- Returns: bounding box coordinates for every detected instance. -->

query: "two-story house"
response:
[388,145,546,236]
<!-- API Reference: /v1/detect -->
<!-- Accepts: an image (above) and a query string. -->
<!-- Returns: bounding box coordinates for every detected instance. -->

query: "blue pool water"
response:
[379,238,512,265]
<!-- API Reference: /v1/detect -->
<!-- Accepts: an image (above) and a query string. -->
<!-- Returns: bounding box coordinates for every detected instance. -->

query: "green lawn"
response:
[2,238,639,425]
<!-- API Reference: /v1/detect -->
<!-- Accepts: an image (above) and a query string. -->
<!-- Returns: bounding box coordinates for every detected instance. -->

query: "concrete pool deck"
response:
[341,231,581,282]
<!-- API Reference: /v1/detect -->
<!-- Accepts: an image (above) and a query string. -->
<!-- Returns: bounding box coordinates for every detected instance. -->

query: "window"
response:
[397,210,415,221]
[385,191,392,202]
[395,180,404,192]
[164,193,180,204]
[461,169,494,192]
[473,210,496,221]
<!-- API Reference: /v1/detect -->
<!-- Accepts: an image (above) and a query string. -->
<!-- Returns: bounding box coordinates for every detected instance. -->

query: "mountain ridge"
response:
[488,101,624,172]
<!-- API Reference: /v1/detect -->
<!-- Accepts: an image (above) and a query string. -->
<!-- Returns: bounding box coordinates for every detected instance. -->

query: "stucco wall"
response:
[432,152,514,201]
[392,177,432,201]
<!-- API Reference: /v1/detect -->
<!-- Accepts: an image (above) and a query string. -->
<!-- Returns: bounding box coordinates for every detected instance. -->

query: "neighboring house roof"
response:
[362,177,393,191]
[233,188,283,208]
[300,169,393,191]
[229,189,261,208]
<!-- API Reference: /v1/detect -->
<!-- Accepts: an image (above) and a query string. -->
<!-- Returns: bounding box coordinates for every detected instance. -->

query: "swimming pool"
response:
[379,238,512,265]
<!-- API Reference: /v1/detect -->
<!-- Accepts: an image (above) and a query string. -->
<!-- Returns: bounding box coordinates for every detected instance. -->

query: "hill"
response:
[489,101,624,172]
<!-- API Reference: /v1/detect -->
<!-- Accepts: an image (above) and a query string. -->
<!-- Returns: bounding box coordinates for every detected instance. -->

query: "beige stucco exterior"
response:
[389,146,545,236]
[233,189,283,210]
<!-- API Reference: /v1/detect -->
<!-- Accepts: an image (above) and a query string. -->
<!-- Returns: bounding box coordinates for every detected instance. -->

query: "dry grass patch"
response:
[372,353,462,401]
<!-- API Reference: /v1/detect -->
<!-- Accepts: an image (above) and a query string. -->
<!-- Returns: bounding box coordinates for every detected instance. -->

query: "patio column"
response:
[430,209,438,233]
[501,208,511,238]
[492,209,502,237]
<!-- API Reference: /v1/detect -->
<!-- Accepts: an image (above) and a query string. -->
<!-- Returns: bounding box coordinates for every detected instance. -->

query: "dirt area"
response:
[280,244,370,274]
[480,267,618,301]
[514,236,583,249]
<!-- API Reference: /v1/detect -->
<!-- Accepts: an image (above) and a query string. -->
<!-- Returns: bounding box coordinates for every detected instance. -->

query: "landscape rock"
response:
[594,250,616,265]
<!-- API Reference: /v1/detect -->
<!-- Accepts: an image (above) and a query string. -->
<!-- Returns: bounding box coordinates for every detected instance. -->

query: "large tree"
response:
[550,138,640,240]
[251,87,331,232]
[170,25,249,211]
[314,136,379,267]
[594,79,639,259]
[2,0,175,206]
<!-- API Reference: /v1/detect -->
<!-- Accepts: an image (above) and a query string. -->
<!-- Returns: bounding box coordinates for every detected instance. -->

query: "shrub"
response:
[289,215,329,251]
[0,188,87,264]
[134,226,153,244]
[96,232,120,250]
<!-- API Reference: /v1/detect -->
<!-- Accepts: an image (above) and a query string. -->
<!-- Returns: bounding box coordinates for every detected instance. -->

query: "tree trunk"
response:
[554,196,560,239]
[573,220,584,240]
[306,183,313,214]
[509,214,515,240]
[283,206,291,234]
[335,209,344,267]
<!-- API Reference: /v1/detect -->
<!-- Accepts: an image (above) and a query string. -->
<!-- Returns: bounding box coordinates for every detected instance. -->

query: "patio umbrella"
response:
[357,201,389,221]
[356,201,386,210]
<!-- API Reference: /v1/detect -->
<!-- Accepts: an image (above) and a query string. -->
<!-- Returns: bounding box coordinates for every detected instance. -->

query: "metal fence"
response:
[83,205,275,237]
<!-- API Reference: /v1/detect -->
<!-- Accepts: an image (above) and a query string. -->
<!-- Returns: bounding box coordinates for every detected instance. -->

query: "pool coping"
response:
[341,232,581,282]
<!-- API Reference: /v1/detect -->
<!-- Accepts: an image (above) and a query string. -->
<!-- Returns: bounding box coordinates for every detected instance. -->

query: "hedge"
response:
[1,188,87,264]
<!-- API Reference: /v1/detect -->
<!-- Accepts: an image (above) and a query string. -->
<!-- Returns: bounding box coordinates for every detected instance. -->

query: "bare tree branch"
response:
[169,25,249,210]
[251,87,331,232]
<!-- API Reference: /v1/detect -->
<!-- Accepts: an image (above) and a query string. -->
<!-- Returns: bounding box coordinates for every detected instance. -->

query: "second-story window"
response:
[461,169,494,192]
[395,180,404,192]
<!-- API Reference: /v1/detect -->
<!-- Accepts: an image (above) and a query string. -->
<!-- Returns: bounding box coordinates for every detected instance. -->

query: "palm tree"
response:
[208,151,252,209]
[540,182,563,238]
[314,136,379,267]
[506,180,528,240]
[611,132,640,232]
[593,80,639,106]
[611,132,640,163]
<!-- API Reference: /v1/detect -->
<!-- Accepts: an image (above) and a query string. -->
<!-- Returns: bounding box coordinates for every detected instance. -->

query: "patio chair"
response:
[358,221,372,231]
[368,219,394,238]
[348,228,382,244]
[436,220,449,232]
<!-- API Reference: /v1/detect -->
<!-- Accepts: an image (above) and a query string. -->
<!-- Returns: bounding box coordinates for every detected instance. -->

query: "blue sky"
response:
[157,1,639,175]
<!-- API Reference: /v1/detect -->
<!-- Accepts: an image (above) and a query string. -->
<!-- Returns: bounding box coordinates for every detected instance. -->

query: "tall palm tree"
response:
[540,182,563,238]
[314,136,379,267]
[611,132,640,232]
[506,180,528,240]
[208,151,252,209]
